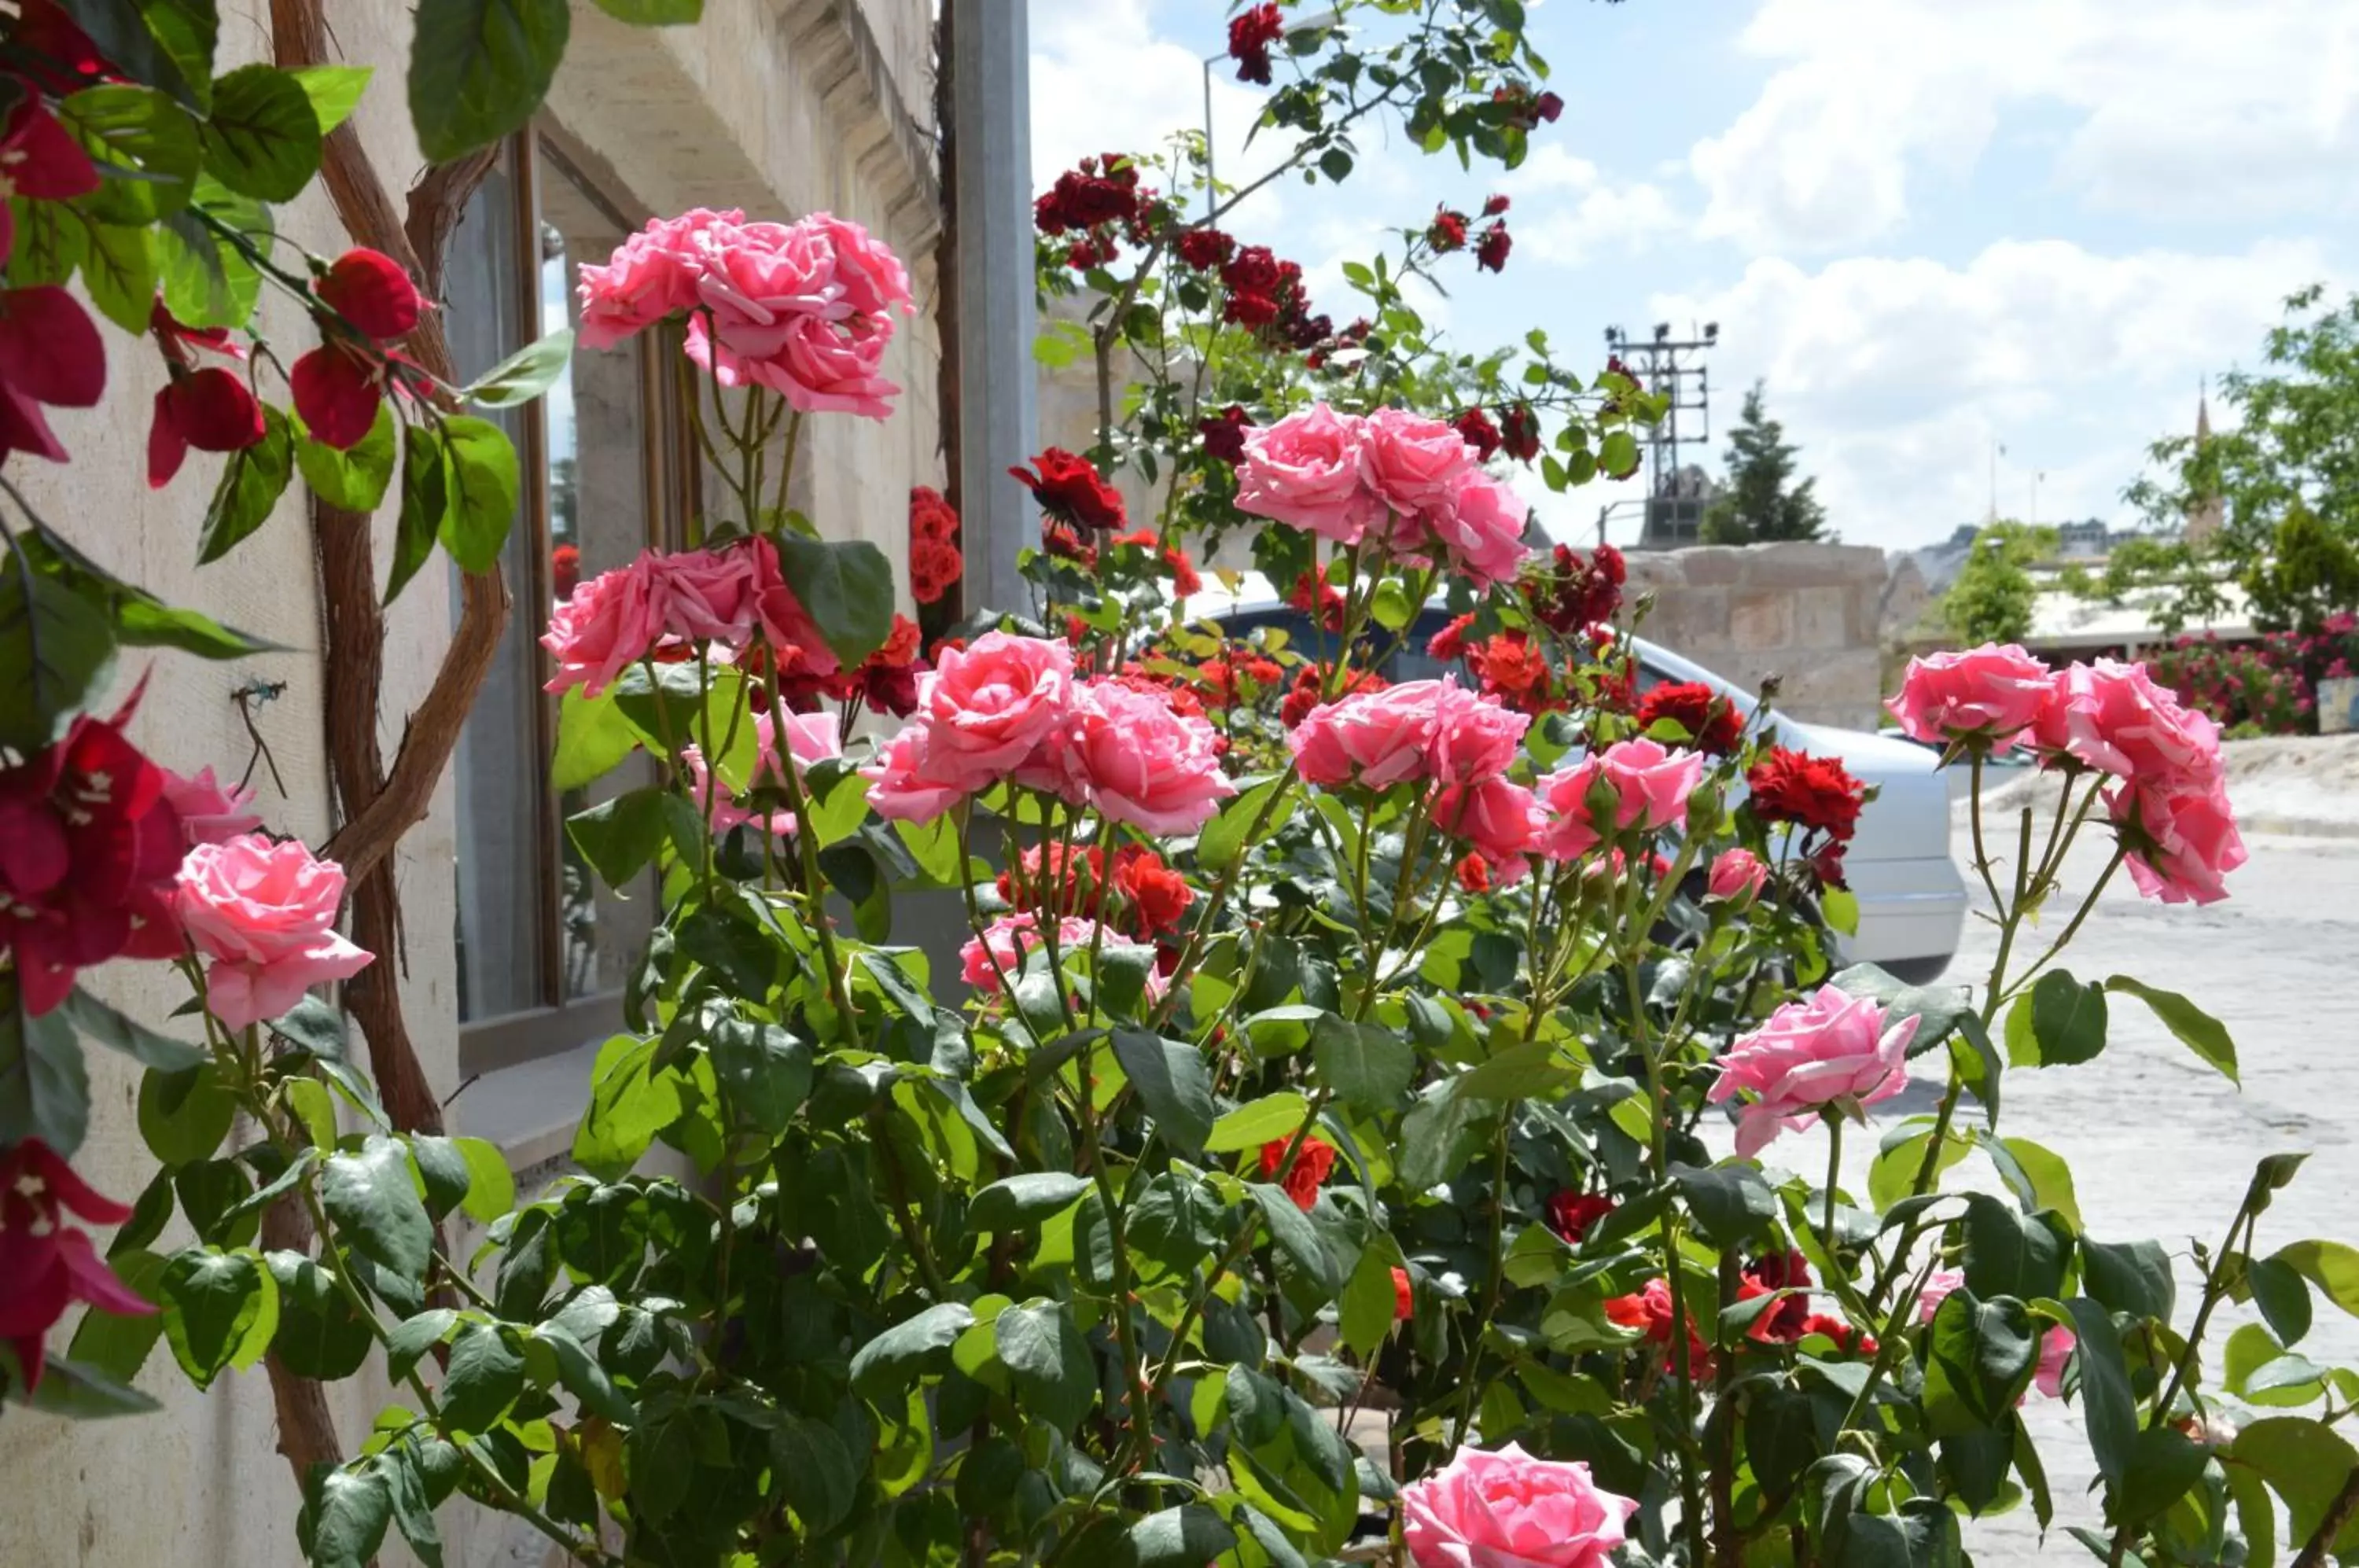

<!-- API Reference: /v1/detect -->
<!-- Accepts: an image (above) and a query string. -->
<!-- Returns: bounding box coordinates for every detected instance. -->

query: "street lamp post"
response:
[1201,10,1343,223]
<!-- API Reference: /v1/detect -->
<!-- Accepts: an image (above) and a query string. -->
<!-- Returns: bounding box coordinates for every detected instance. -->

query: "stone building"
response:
[0,3,967,1563]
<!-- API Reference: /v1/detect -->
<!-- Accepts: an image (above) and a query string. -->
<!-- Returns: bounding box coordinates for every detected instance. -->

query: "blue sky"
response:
[1028,0,2356,550]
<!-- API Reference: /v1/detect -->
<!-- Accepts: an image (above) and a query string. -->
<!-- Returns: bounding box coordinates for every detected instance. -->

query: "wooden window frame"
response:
[458,129,699,1080]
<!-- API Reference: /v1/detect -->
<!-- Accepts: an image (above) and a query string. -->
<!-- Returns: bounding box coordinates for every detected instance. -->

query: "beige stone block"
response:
[1792,585,1851,650]
[1737,540,1888,589]
[1636,586,1728,651]
[1729,591,1794,652]
[1768,649,1886,727]
[1672,546,1746,586]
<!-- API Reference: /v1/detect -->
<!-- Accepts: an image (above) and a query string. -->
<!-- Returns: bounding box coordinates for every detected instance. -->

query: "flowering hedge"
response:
[8,6,2359,1568]
[2150,613,2359,737]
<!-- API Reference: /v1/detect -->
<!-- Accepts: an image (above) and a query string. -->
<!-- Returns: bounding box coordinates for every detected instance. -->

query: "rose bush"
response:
[8,6,2359,1568]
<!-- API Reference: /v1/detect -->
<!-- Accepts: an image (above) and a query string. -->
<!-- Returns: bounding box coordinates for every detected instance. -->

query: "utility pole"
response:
[1988,437,2005,525]
[1604,321,1717,547]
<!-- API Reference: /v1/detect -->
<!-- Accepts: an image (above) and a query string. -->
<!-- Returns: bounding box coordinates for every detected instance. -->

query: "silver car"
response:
[1191,581,1968,983]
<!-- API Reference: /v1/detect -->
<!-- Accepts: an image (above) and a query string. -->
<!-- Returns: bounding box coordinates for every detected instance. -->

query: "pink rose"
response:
[1360,406,1474,520]
[682,214,911,421]
[744,536,841,679]
[576,208,742,350]
[161,767,262,846]
[1707,847,1768,903]
[1037,679,1235,834]
[2034,1324,2076,1399]
[1430,682,1529,785]
[1598,738,1703,832]
[542,556,666,698]
[1435,778,1540,867]
[2110,776,2246,906]
[1423,468,1534,588]
[804,212,915,325]
[1235,403,1381,545]
[175,834,373,1030]
[1401,1441,1637,1568]
[1706,984,1916,1158]
[914,632,1075,790]
[683,710,843,840]
[860,727,969,823]
[1289,680,1444,789]
[2035,658,2223,789]
[1886,642,2057,753]
[959,913,1165,1003]
[1533,756,1611,862]
[1916,1268,1964,1324]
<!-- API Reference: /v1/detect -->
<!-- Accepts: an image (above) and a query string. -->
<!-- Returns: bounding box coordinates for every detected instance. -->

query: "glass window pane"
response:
[539,145,660,1000]
[447,153,548,1023]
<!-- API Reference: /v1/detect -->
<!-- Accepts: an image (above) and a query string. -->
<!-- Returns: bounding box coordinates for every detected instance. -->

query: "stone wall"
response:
[0,2,940,1564]
[1625,542,1891,729]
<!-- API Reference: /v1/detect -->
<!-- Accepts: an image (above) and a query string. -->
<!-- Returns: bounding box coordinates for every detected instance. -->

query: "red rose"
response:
[1176,227,1236,271]
[1545,1191,1615,1246]
[1805,840,1849,890]
[1801,1314,1876,1355]
[1115,847,1193,935]
[1259,1134,1338,1211]
[1429,208,1470,252]
[1746,747,1867,842]
[1010,447,1126,531]
[1392,1266,1414,1321]
[1636,681,1743,755]
[1482,193,1511,217]
[1475,222,1511,274]
[1227,2,1284,85]
[910,484,959,543]
[1427,613,1477,663]
[1451,407,1502,460]
[1198,403,1253,464]
[1500,401,1541,462]
[911,539,962,605]
[0,1140,153,1389]
[1470,630,1552,712]
[1164,547,1202,597]
[1454,852,1491,894]
[1605,1279,1713,1378]
[1538,92,1565,123]
[552,543,581,601]
[1742,1251,1814,1342]
[1287,569,1345,632]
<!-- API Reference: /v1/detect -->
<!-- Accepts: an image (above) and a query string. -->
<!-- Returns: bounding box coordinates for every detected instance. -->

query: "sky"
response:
[1026,0,2359,551]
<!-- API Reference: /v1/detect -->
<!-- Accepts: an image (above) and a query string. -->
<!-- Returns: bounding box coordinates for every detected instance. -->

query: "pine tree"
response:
[1702,381,1829,544]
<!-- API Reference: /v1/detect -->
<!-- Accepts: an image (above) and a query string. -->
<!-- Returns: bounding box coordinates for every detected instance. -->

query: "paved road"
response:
[1812,814,2359,1562]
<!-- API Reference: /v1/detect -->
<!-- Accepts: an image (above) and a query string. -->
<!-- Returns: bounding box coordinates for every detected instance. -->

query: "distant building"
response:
[1636,464,1720,550]
[2185,388,2225,546]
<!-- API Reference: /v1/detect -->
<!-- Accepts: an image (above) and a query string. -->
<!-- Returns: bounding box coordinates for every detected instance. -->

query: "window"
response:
[449,133,697,1076]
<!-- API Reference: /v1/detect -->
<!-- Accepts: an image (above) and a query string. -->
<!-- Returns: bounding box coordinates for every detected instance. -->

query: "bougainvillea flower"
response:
[289,340,383,450]
[0,87,101,265]
[315,248,423,340]
[0,1140,151,1391]
[147,368,266,488]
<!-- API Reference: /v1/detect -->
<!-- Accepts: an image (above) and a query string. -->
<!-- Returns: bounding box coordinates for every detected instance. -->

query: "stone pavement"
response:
[1805,807,2359,1562]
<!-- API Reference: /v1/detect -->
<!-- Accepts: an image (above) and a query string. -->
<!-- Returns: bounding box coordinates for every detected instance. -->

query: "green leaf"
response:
[1923,1288,2037,1430]
[1960,1191,2067,1302]
[452,1136,514,1224]
[2064,1297,2138,1488]
[1128,1504,1238,1567]
[408,0,570,163]
[2081,1238,2175,1323]
[1456,1039,1575,1102]
[969,1172,1092,1233]
[1987,1136,2081,1230]
[80,219,159,332]
[1673,1162,1779,1250]
[849,1301,973,1398]
[0,983,90,1154]
[1310,1014,1413,1110]
[436,414,520,572]
[773,1414,859,1536]
[199,64,321,201]
[2232,1417,2359,1556]
[551,687,640,791]
[2250,1253,2314,1347]
[770,532,894,665]
[565,786,702,885]
[0,556,116,752]
[300,1463,394,1568]
[65,1247,168,1383]
[995,1298,1095,1434]
[62,985,205,1072]
[295,401,399,512]
[197,403,295,564]
[374,1444,444,1567]
[137,1062,234,1165]
[288,64,371,133]
[1248,1182,1338,1295]
[2019,970,2107,1067]
[1207,1091,1310,1154]
[1110,1029,1216,1156]
[572,1033,682,1180]
[462,327,573,407]
[157,188,267,329]
[24,1353,161,1418]
[440,1320,523,1431]
[2105,975,2238,1085]
[160,1246,274,1389]
[1338,1242,1403,1356]
[707,1014,812,1135]
[62,83,201,223]
[1198,776,1294,871]
[59,0,204,107]
[1397,1077,1489,1194]
[321,1136,434,1281]
[2273,1239,2359,1321]
[589,0,703,20]
[265,1251,372,1381]
[387,422,450,603]
[18,527,274,658]
[385,1308,459,1380]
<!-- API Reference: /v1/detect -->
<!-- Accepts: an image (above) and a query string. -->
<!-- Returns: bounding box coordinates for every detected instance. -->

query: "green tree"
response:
[2121,284,2359,631]
[1702,381,1829,543]
[1941,521,2056,643]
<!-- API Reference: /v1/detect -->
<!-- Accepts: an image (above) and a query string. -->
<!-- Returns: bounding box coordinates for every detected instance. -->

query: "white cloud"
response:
[1691,0,2359,251]
[1648,238,2333,544]
[1503,145,1682,266]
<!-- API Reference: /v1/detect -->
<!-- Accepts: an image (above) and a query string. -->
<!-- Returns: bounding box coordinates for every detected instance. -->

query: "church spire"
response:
[2185,377,2223,545]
